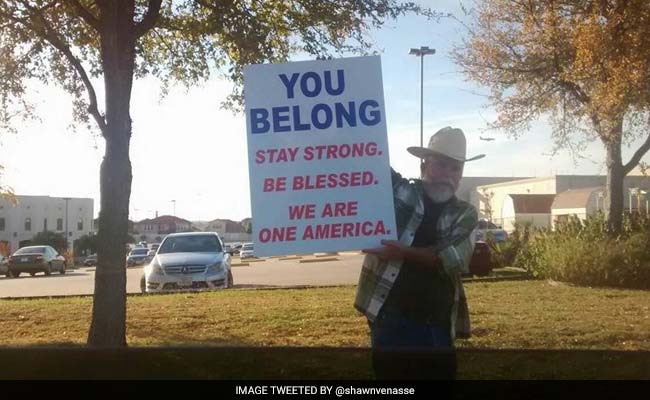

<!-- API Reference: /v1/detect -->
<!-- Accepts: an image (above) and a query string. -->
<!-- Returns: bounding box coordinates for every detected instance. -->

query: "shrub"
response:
[487,221,533,269]
[507,212,650,289]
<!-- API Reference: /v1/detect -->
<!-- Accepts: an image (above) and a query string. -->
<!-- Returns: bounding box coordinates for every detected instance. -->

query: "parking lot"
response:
[0,252,364,298]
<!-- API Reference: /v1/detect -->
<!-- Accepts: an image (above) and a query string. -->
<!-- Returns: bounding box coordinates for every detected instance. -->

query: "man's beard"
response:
[423,181,456,203]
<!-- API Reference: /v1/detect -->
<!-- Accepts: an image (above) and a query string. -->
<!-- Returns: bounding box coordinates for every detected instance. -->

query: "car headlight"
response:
[207,262,223,273]
[150,259,164,275]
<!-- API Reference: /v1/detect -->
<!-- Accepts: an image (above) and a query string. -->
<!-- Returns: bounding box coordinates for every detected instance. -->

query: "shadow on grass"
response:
[0,347,648,380]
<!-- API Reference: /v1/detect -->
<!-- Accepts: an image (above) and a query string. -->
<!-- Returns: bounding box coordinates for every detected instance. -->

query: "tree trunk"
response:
[605,140,625,234]
[87,3,136,347]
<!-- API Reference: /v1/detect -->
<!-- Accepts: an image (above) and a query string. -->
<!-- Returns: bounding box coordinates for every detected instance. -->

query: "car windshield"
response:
[15,247,46,255]
[158,235,223,254]
[130,248,148,256]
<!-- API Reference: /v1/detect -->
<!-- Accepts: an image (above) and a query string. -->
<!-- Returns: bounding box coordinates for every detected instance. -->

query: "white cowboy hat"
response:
[407,126,485,162]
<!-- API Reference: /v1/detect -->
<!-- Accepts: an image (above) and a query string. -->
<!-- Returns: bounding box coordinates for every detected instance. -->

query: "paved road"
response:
[0,253,365,298]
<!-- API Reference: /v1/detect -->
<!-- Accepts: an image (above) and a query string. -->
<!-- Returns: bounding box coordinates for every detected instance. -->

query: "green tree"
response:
[453,0,650,233]
[74,233,98,255]
[31,231,67,252]
[0,0,431,347]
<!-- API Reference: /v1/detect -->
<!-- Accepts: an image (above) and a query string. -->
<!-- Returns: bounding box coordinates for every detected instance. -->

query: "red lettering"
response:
[290,171,376,191]
[303,225,314,240]
[334,202,346,216]
[303,146,314,161]
[362,221,374,236]
[374,220,387,235]
[264,177,286,192]
[348,201,358,216]
[342,223,354,237]
[258,226,296,243]
[315,224,329,238]
[256,150,265,164]
[362,171,374,185]
[259,228,271,243]
[288,204,316,220]
[330,223,342,238]
[292,176,304,190]
[326,145,338,159]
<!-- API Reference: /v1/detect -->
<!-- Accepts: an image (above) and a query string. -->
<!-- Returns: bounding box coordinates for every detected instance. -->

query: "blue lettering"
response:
[335,102,356,128]
[311,104,333,129]
[292,106,310,131]
[250,108,270,134]
[359,100,381,126]
[300,72,322,98]
[272,106,291,132]
[279,73,300,99]
[324,70,345,96]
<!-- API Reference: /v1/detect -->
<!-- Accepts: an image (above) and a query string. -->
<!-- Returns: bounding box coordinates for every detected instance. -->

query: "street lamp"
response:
[409,46,436,150]
[62,197,71,251]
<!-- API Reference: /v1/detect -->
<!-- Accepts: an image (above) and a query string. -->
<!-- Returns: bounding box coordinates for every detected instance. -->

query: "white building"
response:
[476,175,650,232]
[0,195,94,254]
[500,194,555,232]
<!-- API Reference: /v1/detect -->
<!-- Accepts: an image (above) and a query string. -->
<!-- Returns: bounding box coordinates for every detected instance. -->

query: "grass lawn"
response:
[1,280,649,379]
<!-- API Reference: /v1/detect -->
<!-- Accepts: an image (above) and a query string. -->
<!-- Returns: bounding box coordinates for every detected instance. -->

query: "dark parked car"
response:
[7,245,67,277]
[466,241,493,277]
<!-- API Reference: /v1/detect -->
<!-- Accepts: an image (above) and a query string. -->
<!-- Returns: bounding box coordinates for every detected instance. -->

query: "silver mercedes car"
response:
[142,232,232,293]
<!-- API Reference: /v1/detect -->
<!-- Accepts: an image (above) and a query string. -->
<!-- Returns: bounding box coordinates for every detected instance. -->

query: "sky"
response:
[1,0,648,222]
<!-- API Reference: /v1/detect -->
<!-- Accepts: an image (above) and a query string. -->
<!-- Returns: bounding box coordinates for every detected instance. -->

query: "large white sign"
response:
[244,56,397,256]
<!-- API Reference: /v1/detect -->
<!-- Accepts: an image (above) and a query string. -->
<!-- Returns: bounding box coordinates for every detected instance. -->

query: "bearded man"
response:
[355,126,484,380]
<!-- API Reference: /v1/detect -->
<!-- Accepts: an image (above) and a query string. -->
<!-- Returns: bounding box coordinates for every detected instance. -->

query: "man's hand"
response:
[362,240,409,261]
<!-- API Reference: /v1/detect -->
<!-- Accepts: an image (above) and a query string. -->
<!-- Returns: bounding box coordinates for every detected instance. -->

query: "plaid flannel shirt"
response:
[354,168,478,339]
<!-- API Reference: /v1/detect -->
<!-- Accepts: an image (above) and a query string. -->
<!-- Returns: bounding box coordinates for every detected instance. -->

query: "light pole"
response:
[409,46,436,150]
[62,197,71,251]
[171,200,176,216]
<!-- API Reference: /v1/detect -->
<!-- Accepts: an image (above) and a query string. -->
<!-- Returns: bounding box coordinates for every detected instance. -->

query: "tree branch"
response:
[623,131,650,175]
[133,0,162,38]
[66,0,101,31]
[12,0,107,134]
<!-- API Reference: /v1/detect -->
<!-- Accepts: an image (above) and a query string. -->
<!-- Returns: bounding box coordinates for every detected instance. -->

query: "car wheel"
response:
[45,263,52,276]
[140,274,146,293]
[60,263,66,274]
[9,270,20,278]
[30,272,36,277]
[227,270,234,288]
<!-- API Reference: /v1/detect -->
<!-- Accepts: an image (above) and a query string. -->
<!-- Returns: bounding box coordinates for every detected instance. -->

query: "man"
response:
[355,127,484,380]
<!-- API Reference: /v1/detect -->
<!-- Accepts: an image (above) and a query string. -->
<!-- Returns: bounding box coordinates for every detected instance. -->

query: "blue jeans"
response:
[369,310,456,380]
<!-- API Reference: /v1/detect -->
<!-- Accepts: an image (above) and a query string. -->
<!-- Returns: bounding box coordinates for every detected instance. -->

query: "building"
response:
[500,194,555,232]
[475,175,650,232]
[133,215,192,243]
[204,219,251,243]
[550,187,605,229]
[0,195,94,254]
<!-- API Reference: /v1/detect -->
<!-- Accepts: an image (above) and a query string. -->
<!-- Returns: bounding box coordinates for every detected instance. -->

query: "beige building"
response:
[551,187,605,229]
[476,175,650,232]
[204,219,251,243]
[0,195,94,254]
[133,215,192,243]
